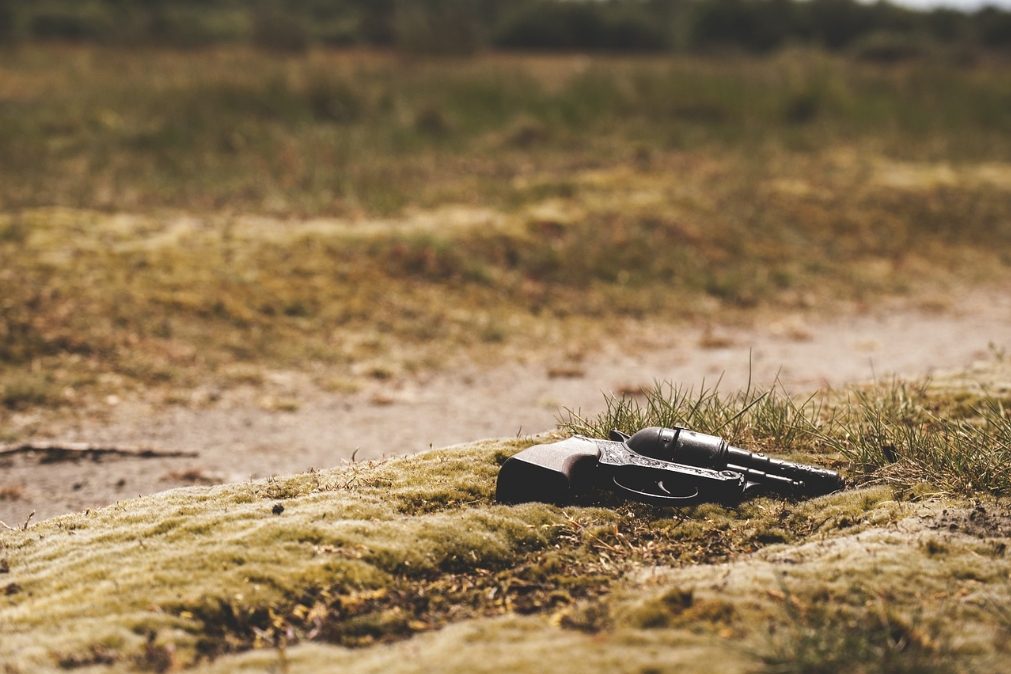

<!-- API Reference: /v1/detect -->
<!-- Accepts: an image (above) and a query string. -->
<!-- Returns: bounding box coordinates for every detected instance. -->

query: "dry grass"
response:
[560,377,829,457]
[2,152,1009,419]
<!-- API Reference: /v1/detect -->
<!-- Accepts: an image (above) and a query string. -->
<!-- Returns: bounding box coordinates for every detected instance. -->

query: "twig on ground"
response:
[0,511,33,532]
[0,442,198,463]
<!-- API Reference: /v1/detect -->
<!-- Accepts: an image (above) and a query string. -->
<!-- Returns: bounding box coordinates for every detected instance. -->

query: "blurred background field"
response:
[1,0,1010,421]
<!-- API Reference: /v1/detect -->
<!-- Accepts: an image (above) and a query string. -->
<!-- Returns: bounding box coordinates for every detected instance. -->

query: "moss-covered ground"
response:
[2,362,1009,673]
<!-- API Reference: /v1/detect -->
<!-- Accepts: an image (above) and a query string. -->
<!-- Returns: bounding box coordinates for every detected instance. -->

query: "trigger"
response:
[609,429,632,442]
[656,479,699,499]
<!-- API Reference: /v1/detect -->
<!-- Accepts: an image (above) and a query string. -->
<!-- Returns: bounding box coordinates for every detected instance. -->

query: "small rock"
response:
[369,392,395,406]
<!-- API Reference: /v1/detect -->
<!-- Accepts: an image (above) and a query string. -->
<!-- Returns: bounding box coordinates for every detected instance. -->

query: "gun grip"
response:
[495,438,599,504]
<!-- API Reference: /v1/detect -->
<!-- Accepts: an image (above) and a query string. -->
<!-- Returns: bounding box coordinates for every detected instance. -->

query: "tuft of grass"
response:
[559,377,828,456]
[825,381,1011,495]
[562,363,1011,497]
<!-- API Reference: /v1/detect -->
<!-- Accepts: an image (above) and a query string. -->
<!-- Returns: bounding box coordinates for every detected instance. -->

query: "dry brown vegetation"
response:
[0,485,23,502]
[2,48,1010,426]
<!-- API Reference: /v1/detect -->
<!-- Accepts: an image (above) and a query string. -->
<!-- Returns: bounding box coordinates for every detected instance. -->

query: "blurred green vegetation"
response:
[0,48,1009,215]
[1,47,1010,411]
[0,1,1008,55]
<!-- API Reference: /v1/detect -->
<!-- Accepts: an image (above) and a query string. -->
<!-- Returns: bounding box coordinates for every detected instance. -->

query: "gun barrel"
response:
[725,463,805,493]
[625,426,843,496]
[725,447,843,495]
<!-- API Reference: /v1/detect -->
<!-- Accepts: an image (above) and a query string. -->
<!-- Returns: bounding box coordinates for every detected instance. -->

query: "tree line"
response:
[0,0,1008,55]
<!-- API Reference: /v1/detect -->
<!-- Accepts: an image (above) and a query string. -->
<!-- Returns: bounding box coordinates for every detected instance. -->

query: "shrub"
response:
[495,1,668,52]
[0,0,14,44]
[145,7,249,48]
[393,0,484,55]
[850,32,928,63]
[29,8,116,41]
[252,7,309,53]
[975,6,1011,50]
[802,0,877,50]
[925,9,971,43]
[689,0,801,53]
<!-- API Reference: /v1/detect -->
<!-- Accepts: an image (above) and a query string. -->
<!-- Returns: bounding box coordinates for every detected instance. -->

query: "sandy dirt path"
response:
[2,285,1009,525]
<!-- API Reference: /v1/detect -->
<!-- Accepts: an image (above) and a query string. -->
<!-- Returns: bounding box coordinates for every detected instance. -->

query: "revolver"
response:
[495,426,843,506]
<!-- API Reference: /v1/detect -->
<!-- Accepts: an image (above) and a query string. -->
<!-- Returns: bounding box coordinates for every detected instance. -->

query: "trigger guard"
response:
[612,476,702,506]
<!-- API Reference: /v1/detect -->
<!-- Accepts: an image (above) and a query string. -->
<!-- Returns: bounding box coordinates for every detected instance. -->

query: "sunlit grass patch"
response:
[825,381,1011,495]
[0,437,911,670]
[0,467,904,671]
[562,362,1011,497]
[185,496,1009,674]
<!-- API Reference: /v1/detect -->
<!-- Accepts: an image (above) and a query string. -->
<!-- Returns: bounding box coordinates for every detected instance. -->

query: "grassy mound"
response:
[196,498,1010,674]
[2,364,1010,672]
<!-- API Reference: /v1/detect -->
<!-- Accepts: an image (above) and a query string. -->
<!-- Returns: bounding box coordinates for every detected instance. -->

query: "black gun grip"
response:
[495,437,598,504]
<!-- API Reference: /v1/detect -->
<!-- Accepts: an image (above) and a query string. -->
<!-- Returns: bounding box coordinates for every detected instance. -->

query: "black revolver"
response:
[496,434,800,506]
[495,427,842,506]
